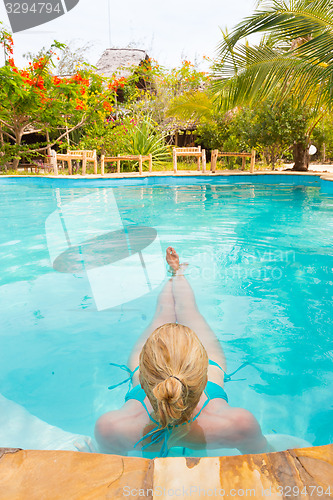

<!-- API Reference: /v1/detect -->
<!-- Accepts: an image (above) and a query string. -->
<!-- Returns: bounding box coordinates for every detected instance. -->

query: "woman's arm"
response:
[203,406,268,454]
[94,408,131,454]
[94,402,150,455]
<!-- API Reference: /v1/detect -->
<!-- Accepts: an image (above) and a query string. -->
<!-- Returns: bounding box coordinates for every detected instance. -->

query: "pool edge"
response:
[2,170,333,194]
[0,445,332,498]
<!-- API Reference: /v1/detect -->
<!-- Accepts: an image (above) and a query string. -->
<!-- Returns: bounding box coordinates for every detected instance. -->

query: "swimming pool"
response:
[0,175,332,456]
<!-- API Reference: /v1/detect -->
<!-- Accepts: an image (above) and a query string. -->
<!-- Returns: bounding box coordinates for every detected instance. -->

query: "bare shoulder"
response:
[198,404,267,454]
[94,401,150,454]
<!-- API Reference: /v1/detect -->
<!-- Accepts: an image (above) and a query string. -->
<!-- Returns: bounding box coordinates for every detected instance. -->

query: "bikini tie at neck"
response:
[108,359,239,457]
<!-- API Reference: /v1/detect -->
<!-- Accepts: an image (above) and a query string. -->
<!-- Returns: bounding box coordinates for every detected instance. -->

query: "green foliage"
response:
[210,0,333,170]
[78,117,136,155]
[127,59,210,125]
[122,117,170,165]
[213,0,333,110]
[231,99,311,166]
[196,115,231,150]
[78,115,170,170]
[0,142,48,169]
[167,91,215,122]
[313,114,333,160]
[195,97,312,168]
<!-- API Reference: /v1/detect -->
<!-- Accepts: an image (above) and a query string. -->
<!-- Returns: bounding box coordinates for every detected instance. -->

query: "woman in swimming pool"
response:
[95,247,268,456]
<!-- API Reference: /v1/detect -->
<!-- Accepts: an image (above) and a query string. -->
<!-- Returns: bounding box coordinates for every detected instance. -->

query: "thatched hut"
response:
[161,117,199,147]
[95,49,155,99]
[96,48,149,78]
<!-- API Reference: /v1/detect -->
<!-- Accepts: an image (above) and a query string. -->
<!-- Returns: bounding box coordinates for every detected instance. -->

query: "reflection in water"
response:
[45,189,165,310]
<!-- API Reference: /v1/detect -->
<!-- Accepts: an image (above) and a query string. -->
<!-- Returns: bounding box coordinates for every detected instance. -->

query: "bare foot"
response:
[166,247,179,273]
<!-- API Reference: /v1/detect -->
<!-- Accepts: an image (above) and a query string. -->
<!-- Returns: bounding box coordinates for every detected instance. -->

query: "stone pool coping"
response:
[1,170,333,497]
[1,445,332,499]
[1,169,333,177]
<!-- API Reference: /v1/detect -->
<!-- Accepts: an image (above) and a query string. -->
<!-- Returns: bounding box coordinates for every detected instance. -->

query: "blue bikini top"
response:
[108,359,229,457]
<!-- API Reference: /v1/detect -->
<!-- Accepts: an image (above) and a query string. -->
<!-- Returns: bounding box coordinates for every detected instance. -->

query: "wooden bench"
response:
[18,161,54,174]
[18,163,39,173]
[54,149,97,175]
[100,154,153,175]
[172,147,206,173]
[211,149,256,173]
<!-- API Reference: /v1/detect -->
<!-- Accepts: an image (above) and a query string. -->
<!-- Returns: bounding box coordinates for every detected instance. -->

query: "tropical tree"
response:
[127,59,210,126]
[230,98,313,168]
[0,25,115,168]
[212,0,333,170]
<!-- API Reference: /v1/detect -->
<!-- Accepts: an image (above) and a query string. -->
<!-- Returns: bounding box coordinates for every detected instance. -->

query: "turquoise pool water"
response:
[0,177,332,453]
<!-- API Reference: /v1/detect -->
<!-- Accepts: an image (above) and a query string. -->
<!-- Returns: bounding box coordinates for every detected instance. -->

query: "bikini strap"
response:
[108,363,139,392]
[209,359,233,383]
[191,389,212,422]
[134,426,172,457]
[137,392,213,455]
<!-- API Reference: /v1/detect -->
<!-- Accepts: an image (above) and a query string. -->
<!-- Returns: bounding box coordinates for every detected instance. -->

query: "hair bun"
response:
[153,377,183,404]
[152,377,186,423]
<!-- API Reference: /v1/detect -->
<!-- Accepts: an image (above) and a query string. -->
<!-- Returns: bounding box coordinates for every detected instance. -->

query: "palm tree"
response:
[213,0,333,170]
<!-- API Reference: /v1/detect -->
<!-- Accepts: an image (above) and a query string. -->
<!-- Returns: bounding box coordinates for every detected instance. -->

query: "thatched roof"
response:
[160,116,199,133]
[95,49,149,78]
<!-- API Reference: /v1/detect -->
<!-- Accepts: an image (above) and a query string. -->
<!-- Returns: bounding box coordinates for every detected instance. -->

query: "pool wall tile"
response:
[321,176,333,194]
[0,172,326,189]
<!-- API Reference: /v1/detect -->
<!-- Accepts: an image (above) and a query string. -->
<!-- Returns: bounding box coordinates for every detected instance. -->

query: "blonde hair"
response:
[139,323,208,431]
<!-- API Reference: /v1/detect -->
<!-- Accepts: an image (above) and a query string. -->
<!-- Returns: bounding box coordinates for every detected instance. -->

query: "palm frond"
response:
[167,91,215,121]
[214,0,333,109]
[213,41,329,111]
[218,0,333,53]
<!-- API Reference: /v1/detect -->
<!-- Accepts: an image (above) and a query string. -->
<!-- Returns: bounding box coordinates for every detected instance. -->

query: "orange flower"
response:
[102,101,112,111]
[52,76,62,85]
[33,58,46,71]
[75,98,85,110]
[108,76,127,91]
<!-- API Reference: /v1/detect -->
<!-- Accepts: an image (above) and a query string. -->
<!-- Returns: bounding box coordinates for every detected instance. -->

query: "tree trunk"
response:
[292,142,309,171]
[46,130,52,156]
[0,128,5,171]
[12,128,23,170]
[12,157,20,169]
